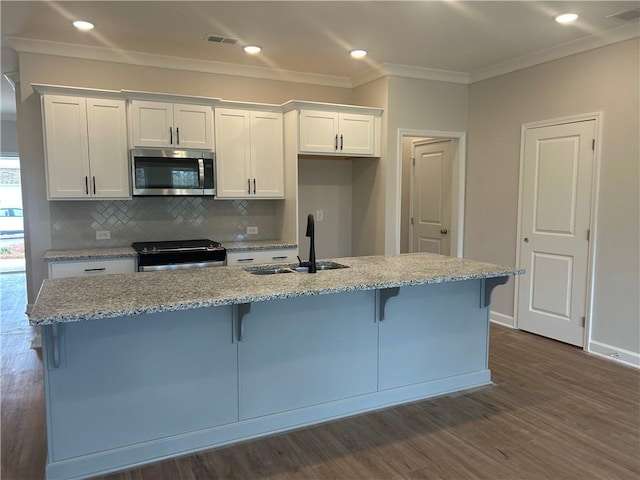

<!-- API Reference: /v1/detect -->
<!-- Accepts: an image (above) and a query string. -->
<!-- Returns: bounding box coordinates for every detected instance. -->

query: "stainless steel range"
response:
[132,239,226,272]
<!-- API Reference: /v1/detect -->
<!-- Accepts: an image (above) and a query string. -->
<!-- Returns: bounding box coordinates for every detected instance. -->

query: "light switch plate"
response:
[247,226,258,235]
[316,210,324,221]
[96,230,111,240]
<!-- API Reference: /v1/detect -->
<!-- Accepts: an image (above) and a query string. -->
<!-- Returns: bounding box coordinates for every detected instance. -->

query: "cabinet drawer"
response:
[49,258,136,279]
[226,248,298,266]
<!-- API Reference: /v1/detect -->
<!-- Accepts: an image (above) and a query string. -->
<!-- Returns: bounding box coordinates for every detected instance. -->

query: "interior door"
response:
[518,120,595,347]
[410,140,453,255]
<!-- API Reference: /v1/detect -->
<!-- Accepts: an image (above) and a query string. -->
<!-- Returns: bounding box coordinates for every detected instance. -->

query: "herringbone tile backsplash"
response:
[50,197,281,248]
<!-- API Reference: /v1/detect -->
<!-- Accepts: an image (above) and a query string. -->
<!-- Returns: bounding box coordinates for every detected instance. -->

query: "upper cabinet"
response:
[42,94,130,200]
[215,108,284,199]
[299,110,379,157]
[130,100,214,150]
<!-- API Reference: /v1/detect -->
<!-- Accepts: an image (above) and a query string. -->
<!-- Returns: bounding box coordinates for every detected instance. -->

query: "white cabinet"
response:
[214,108,284,199]
[130,100,214,149]
[48,258,136,279]
[42,95,129,200]
[238,290,378,419]
[299,110,376,156]
[226,248,297,266]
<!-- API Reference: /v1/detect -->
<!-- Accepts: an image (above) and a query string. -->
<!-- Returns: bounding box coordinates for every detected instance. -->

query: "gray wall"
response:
[467,39,639,355]
[298,158,352,260]
[1,119,18,154]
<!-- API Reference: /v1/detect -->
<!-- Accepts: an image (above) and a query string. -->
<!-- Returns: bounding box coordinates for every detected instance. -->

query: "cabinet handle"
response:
[83,267,107,272]
[340,134,344,151]
[92,176,96,195]
[335,134,338,150]
[272,256,287,260]
[253,178,256,194]
[237,258,255,262]
[176,127,180,145]
[85,176,89,195]
[169,126,173,145]
[247,178,251,194]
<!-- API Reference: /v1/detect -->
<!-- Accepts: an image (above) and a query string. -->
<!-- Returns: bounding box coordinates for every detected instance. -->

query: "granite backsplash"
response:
[50,197,282,249]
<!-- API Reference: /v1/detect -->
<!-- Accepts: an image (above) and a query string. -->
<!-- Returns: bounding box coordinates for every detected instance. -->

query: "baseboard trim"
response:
[490,311,514,328]
[588,340,640,369]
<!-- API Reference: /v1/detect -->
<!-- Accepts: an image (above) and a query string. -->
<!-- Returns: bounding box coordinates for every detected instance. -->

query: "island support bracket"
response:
[375,287,400,322]
[45,323,66,369]
[481,276,509,308]
[232,303,252,342]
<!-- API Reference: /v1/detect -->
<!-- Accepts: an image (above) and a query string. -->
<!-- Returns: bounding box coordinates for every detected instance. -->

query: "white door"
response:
[339,113,375,156]
[86,98,129,198]
[410,140,453,255]
[173,104,214,150]
[250,111,284,198]
[518,120,595,347]
[42,95,91,199]
[130,100,173,147]
[214,108,251,198]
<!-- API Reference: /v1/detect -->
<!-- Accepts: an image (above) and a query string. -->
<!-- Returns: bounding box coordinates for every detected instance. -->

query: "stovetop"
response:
[132,239,224,254]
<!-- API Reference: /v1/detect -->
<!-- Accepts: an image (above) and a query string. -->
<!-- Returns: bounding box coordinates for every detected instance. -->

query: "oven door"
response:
[131,149,215,196]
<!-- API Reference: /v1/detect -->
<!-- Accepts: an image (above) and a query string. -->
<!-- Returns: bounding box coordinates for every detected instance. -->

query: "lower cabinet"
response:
[238,290,378,419]
[43,306,238,462]
[226,248,298,266]
[48,258,136,278]
[378,280,488,390]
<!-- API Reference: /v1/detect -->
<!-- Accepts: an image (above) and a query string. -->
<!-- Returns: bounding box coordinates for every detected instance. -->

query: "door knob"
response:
[440,229,448,235]
[524,237,529,243]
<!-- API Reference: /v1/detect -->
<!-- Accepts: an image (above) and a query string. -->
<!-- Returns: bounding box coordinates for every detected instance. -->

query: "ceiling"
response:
[1,1,639,119]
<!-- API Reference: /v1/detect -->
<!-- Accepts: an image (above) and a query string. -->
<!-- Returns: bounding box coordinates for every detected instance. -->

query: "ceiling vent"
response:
[606,7,640,22]
[205,35,238,45]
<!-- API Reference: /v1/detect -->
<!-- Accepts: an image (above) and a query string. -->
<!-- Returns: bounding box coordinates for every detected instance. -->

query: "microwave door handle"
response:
[198,158,205,190]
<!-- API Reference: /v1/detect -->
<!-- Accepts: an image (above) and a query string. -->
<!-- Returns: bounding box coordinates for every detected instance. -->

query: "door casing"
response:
[514,112,603,351]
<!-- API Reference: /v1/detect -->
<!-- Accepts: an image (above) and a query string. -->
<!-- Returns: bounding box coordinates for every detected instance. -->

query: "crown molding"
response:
[351,63,469,87]
[6,36,352,89]
[470,22,640,83]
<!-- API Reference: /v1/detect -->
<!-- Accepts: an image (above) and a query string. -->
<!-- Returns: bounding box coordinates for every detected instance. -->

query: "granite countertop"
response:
[44,247,138,262]
[44,241,297,262]
[222,241,297,252]
[30,253,522,326]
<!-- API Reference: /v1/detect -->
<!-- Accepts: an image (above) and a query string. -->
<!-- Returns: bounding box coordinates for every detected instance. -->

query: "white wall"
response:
[467,39,639,357]
[1,120,19,154]
[298,158,352,260]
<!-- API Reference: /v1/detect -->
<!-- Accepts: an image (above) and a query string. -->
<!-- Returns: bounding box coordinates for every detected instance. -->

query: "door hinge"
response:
[592,139,595,151]
[411,217,414,225]
[581,316,586,327]
[587,229,590,241]
[412,157,415,166]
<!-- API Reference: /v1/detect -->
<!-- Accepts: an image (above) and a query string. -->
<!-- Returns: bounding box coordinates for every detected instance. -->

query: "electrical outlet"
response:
[316,210,324,221]
[247,226,258,235]
[96,230,111,240]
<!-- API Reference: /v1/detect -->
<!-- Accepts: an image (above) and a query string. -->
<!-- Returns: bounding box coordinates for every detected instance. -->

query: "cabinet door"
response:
[339,113,375,156]
[214,109,252,198]
[86,98,130,198]
[130,100,173,147]
[173,104,214,149]
[299,110,339,154]
[42,95,91,199]
[378,281,488,391]
[239,291,377,420]
[43,307,238,461]
[49,258,136,279]
[250,111,284,198]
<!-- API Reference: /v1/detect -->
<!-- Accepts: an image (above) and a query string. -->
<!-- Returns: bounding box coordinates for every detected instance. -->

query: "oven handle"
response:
[139,260,226,272]
[198,158,205,189]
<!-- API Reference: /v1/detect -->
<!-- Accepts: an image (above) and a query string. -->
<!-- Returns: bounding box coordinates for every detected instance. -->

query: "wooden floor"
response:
[2,272,639,480]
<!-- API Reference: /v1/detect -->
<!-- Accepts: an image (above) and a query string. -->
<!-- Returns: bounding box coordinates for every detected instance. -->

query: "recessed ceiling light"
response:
[243,45,262,55]
[555,13,578,24]
[350,49,367,59]
[72,20,94,31]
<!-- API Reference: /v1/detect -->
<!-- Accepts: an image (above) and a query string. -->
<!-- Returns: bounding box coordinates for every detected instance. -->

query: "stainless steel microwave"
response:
[131,149,215,196]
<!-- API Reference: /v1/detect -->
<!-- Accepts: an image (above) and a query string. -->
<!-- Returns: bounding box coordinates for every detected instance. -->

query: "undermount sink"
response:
[245,261,350,275]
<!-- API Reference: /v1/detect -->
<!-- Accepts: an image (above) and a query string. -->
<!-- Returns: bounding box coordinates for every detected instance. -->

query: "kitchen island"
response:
[30,253,520,480]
